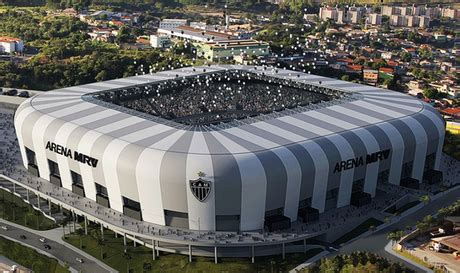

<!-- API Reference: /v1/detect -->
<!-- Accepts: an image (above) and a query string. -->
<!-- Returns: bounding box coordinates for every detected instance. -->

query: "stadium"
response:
[12,65,445,257]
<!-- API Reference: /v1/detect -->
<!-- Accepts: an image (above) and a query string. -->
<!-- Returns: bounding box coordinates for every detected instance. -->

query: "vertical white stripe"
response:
[53,122,79,191]
[32,115,60,182]
[421,110,445,170]
[211,131,267,231]
[377,123,405,185]
[14,105,36,169]
[223,127,302,222]
[186,132,216,230]
[136,130,186,226]
[77,116,145,203]
[327,135,355,208]
[103,125,170,212]
[352,129,380,197]
[305,142,329,213]
[401,117,428,182]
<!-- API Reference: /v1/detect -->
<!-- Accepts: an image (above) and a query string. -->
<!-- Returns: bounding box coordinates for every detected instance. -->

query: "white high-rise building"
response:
[159,19,188,30]
[382,6,395,17]
[319,7,338,21]
[368,13,382,25]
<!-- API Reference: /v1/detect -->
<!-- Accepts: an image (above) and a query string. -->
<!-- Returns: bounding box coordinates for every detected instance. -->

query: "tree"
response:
[95,70,108,82]
[387,230,404,245]
[340,75,350,81]
[423,87,439,99]
[400,52,412,62]
[419,195,430,205]
[116,27,132,44]
[416,215,436,231]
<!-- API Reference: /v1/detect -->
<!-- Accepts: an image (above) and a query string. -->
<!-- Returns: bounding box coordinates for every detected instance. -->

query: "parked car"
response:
[17,91,29,98]
[2,89,17,96]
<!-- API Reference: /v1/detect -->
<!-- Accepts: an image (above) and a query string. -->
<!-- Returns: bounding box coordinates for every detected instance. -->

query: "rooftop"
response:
[0,36,21,43]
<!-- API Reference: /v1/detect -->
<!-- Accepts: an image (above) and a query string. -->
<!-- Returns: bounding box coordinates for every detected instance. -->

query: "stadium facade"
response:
[14,65,445,234]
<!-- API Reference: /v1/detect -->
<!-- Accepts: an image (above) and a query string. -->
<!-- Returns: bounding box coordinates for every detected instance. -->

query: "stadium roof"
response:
[23,65,427,155]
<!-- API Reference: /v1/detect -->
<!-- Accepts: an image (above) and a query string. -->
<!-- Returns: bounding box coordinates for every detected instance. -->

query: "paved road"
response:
[336,186,460,273]
[0,221,111,273]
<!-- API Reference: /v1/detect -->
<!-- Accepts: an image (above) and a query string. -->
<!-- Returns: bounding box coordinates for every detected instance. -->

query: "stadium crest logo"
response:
[190,172,211,202]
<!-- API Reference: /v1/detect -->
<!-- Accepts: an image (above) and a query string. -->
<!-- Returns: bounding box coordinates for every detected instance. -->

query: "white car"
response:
[39,238,46,243]
[75,258,84,263]
[1,226,8,231]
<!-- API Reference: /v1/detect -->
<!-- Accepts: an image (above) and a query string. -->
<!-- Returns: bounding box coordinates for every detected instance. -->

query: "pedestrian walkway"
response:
[384,242,433,273]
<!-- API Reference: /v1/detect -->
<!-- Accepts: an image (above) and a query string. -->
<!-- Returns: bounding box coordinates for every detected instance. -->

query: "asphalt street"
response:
[0,222,111,273]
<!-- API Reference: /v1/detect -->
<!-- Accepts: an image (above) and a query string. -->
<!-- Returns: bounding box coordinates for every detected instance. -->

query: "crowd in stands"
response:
[95,71,345,125]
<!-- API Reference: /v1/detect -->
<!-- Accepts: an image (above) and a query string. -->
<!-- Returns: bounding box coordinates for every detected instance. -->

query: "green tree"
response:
[423,87,439,99]
[387,230,404,245]
[419,195,430,205]
[340,75,350,81]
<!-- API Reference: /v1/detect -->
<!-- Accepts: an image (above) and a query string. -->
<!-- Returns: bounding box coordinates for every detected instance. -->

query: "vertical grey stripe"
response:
[34,101,82,113]
[312,138,341,193]
[266,119,320,139]
[239,125,292,146]
[290,143,316,204]
[341,103,394,121]
[388,120,416,165]
[293,113,344,133]
[160,131,194,212]
[60,106,106,122]
[32,97,82,106]
[412,113,438,156]
[339,131,367,183]
[362,99,416,115]
[219,130,288,212]
[316,108,370,127]
[115,129,177,203]
[364,126,392,173]
[202,133,242,216]
[84,113,130,130]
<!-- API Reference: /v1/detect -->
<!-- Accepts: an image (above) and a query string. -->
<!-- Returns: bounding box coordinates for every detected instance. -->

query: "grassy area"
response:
[64,224,323,273]
[385,201,421,215]
[333,218,384,245]
[0,236,68,273]
[0,189,57,230]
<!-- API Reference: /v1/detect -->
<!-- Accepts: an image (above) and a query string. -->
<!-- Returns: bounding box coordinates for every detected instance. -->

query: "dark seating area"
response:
[423,169,443,185]
[298,207,319,223]
[350,191,372,207]
[264,215,291,232]
[400,177,420,189]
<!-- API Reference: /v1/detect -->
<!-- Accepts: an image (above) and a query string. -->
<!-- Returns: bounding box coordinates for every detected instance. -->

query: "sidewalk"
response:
[384,242,433,273]
[0,218,117,273]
